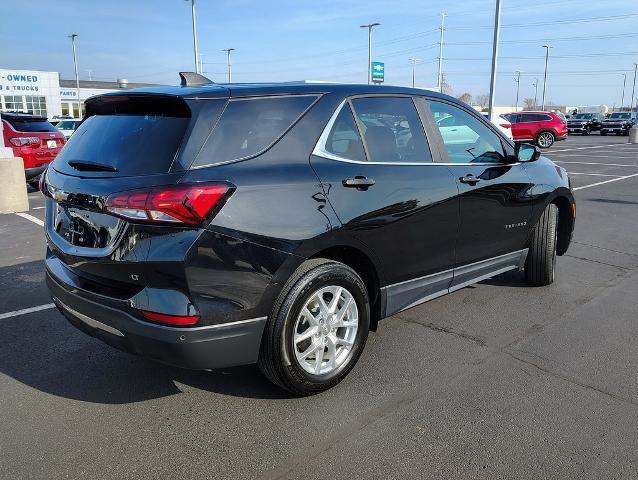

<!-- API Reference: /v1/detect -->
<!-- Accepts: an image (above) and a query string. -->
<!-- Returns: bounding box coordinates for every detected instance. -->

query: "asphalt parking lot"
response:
[1,134,638,479]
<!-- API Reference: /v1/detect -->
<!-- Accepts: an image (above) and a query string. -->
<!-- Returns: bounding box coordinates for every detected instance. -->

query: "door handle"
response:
[459,174,481,185]
[343,176,375,190]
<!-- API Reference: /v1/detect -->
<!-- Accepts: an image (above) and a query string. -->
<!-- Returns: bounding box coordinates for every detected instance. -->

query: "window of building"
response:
[25,96,47,117]
[3,95,24,112]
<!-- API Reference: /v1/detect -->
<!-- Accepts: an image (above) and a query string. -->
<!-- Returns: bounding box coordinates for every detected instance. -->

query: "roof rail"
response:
[179,72,214,87]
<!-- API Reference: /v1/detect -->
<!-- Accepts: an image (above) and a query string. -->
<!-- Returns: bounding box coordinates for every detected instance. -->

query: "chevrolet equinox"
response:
[43,73,576,395]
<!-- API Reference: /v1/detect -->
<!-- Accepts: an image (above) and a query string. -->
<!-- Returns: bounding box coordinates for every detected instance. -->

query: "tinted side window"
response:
[428,100,505,164]
[193,95,317,167]
[324,103,366,161]
[351,96,431,163]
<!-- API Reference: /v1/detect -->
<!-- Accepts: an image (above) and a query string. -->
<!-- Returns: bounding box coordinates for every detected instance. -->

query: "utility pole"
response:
[632,63,638,114]
[487,0,501,119]
[69,34,82,117]
[514,70,522,112]
[620,73,627,112]
[541,44,553,111]
[409,58,421,88]
[437,12,447,92]
[222,48,235,83]
[532,78,539,109]
[87,69,93,81]
[360,23,380,84]
[185,0,200,73]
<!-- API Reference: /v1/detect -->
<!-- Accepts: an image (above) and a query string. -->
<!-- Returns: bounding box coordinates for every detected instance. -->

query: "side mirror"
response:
[515,143,540,162]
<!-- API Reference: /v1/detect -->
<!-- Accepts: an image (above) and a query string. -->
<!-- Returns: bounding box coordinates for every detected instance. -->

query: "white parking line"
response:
[551,144,634,153]
[15,212,44,227]
[568,172,622,177]
[31,206,45,210]
[573,173,638,191]
[555,160,638,167]
[0,303,55,320]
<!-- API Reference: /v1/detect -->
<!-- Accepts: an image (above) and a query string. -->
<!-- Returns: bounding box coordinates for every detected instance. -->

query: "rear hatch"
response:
[3,116,65,168]
[44,91,229,295]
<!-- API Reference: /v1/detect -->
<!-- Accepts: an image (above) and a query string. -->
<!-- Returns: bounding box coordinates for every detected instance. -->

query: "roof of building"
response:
[59,79,160,90]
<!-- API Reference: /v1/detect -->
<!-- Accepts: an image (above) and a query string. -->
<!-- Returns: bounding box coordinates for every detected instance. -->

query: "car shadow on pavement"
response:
[0,260,294,403]
[479,269,528,288]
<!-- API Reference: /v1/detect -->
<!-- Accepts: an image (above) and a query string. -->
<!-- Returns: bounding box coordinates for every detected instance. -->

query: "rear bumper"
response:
[46,263,267,370]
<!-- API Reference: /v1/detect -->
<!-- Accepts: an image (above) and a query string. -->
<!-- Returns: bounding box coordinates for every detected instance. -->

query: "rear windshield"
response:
[54,96,190,176]
[6,118,57,132]
[191,95,317,167]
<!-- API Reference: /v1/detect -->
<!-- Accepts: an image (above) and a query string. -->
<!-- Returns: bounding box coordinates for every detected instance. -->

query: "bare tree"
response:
[440,74,452,95]
[457,92,472,105]
[475,94,489,110]
[523,98,535,110]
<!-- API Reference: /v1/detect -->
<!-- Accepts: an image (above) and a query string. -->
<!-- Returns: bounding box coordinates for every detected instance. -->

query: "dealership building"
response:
[0,68,156,120]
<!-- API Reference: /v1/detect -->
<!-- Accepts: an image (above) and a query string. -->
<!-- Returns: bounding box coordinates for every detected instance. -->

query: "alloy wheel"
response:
[293,285,359,375]
[538,132,554,148]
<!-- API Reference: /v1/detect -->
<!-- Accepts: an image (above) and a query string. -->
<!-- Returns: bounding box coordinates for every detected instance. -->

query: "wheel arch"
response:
[550,194,575,256]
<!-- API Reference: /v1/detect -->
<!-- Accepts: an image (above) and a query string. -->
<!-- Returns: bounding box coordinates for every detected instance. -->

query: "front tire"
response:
[525,204,558,286]
[258,259,370,395]
[536,131,555,149]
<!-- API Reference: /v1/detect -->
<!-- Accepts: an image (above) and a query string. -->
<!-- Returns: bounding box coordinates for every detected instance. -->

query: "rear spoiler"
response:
[179,72,214,87]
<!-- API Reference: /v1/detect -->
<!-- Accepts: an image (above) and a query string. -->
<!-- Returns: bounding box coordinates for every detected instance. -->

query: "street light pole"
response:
[409,58,421,88]
[632,63,638,114]
[514,70,522,112]
[437,12,447,92]
[360,23,380,85]
[222,48,235,83]
[620,73,627,112]
[487,0,501,119]
[69,34,82,117]
[533,78,539,109]
[185,0,200,73]
[541,45,553,111]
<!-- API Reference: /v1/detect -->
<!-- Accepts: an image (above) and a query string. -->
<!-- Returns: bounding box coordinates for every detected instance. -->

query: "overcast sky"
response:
[1,0,636,107]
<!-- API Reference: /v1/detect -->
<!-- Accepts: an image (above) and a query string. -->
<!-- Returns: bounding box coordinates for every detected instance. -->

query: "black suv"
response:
[43,73,575,395]
[567,112,604,135]
[600,112,637,136]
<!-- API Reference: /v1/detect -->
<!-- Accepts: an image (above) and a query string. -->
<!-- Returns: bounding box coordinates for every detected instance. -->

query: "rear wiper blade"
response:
[68,160,118,172]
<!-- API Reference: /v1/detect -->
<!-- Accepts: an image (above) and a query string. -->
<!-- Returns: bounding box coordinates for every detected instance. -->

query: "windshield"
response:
[609,113,631,119]
[573,114,594,119]
[56,120,80,129]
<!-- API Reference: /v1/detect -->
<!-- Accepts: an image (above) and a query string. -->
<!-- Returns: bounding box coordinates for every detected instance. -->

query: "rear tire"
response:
[536,131,555,149]
[525,204,558,287]
[27,179,40,191]
[258,259,370,396]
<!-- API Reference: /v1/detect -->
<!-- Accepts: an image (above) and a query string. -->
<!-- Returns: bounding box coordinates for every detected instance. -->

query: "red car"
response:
[1,112,66,187]
[502,111,567,149]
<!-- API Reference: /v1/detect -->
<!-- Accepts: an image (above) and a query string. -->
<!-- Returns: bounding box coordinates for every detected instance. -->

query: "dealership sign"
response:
[0,72,41,92]
[371,61,384,83]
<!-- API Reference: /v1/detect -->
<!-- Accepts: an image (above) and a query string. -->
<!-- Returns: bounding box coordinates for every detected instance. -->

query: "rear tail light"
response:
[499,122,512,129]
[9,137,40,147]
[141,310,200,326]
[105,183,234,226]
